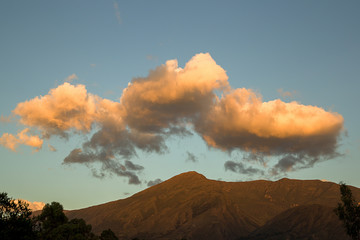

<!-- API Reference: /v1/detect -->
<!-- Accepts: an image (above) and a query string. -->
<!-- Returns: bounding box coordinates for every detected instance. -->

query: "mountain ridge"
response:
[66,171,358,240]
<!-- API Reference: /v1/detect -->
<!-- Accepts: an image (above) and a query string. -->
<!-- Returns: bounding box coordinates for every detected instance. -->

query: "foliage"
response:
[37,202,68,233]
[100,229,118,240]
[335,183,360,240]
[44,218,97,240]
[37,202,99,240]
[0,192,118,240]
[0,192,36,240]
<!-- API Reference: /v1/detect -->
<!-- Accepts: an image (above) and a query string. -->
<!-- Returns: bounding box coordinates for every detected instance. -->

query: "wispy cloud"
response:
[64,73,78,83]
[113,1,122,25]
[147,178,162,187]
[48,144,57,152]
[277,88,297,99]
[186,151,198,163]
[0,53,344,183]
[225,161,264,176]
[146,55,159,62]
[0,114,12,123]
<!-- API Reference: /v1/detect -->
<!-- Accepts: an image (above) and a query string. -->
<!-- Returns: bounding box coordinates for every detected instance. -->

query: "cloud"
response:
[196,88,343,174]
[113,1,122,25]
[90,63,96,68]
[147,178,162,187]
[277,88,297,98]
[64,73,78,83]
[13,82,99,138]
[0,128,43,151]
[15,199,45,211]
[120,53,229,133]
[1,53,344,182]
[48,144,57,152]
[224,161,264,176]
[0,114,12,123]
[146,55,158,61]
[186,151,198,163]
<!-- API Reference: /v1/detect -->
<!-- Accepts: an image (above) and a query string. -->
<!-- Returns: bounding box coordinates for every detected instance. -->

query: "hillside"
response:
[66,171,359,240]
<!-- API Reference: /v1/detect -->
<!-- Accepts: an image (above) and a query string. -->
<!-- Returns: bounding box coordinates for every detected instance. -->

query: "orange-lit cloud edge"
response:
[0,53,344,183]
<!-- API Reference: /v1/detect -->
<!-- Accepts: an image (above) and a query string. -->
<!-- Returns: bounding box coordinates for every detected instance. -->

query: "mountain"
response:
[66,171,359,240]
[242,204,350,240]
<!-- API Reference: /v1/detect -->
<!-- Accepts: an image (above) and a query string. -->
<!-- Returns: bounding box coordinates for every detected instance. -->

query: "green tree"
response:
[335,183,360,240]
[100,229,118,240]
[0,192,36,240]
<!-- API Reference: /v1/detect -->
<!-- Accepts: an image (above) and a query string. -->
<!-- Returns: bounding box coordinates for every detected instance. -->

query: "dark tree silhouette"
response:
[100,229,118,240]
[335,183,360,240]
[0,192,36,240]
[45,218,97,240]
[37,201,68,239]
[0,194,121,240]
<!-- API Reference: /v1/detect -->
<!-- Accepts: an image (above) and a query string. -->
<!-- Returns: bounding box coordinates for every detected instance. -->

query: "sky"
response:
[1,0,359,210]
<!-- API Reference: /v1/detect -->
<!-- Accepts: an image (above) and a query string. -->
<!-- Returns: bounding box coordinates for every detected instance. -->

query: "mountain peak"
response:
[171,171,207,180]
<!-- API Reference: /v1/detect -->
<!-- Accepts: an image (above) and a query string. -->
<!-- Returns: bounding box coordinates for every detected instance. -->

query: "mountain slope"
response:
[66,171,359,240]
[243,204,350,240]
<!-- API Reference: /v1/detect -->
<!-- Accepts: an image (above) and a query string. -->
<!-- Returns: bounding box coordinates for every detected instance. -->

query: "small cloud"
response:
[90,63,96,68]
[125,160,144,171]
[113,1,122,25]
[15,199,45,211]
[0,114,13,123]
[186,151,198,163]
[147,178,162,187]
[224,160,264,176]
[277,88,297,99]
[0,128,43,151]
[146,55,159,61]
[64,73,78,83]
[48,144,57,152]
[104,90,115,97]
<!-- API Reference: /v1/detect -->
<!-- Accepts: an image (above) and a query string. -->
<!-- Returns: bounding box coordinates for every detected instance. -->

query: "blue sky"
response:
[1,0,359,210]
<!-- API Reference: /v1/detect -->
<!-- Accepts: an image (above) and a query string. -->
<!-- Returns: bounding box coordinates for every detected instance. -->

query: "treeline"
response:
[0,192,118,240]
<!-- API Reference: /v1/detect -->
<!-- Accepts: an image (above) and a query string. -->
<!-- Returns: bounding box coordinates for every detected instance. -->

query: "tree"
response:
[46,218,97,240]
[100,229,118,240]
[0,192,36,240]
[335,183,360,240]
[37,202,98,240]
[37,201,68,239]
